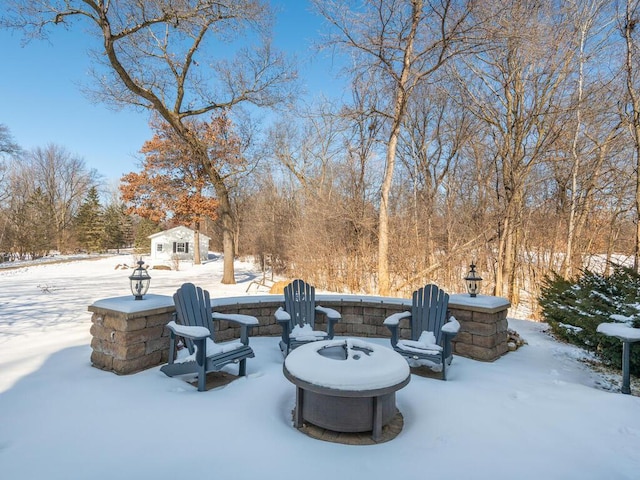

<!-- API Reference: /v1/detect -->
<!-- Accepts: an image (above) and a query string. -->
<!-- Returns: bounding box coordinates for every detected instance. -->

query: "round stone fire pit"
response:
[283,339,410,442]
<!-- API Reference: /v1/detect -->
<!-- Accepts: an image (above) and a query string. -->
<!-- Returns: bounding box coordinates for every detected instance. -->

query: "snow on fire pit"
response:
[283,338,410,442]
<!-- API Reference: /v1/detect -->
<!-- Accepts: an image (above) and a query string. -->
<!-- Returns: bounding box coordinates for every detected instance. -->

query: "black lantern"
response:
[129,259,151,300]
[465,263,482,297]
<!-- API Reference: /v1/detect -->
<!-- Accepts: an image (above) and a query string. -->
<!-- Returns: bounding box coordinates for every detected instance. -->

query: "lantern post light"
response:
[465,262,482,297]
[129,259,151,300]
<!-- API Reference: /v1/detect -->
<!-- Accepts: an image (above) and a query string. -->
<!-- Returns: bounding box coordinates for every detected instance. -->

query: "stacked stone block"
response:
[210,295,511,362]
[88,296,174,375]
[448,301,510,362]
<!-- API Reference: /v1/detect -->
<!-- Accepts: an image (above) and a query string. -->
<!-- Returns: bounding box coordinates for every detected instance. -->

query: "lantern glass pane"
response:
[129,261,151,299]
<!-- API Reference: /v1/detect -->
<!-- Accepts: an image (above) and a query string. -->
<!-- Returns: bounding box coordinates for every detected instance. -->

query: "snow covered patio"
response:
[1,256,640,479]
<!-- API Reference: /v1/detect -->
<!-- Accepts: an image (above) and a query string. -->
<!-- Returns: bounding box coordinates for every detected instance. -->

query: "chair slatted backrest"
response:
[411,284,449,344]
[284,279,316,329]
[173,283,214,351]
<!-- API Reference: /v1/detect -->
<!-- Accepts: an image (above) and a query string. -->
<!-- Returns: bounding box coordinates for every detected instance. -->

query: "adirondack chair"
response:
[384,284,460,380]
[160,282,259,391]
[275,279,341,355]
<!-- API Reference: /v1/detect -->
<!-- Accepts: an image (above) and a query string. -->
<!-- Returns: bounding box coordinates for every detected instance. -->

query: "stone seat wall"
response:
[89,293,510,375]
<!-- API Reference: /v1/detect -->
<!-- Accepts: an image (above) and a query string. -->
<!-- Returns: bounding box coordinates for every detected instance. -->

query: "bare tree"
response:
[452,0,574,301]
[312,0,477,295]
[28,144,98,252]
[559,0,622,277]
[266,100,351,287]
[619,0,640,272]
[4,0,296,283]
[336,77,383,292]
[0,124,21,202]
[0,125,21,251]
[0,125,20,157]
[1,144,96,255]
[396,79,475,282]
[270,100,345,198]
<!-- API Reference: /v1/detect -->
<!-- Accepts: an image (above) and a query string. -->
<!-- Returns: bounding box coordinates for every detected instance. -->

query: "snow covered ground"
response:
[0,255,639,479]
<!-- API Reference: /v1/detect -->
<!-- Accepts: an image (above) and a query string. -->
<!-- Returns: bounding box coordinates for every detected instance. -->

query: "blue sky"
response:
[1,1,343,183]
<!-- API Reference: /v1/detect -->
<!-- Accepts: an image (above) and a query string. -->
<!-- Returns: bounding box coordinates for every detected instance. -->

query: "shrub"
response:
[539,266,640,375]
[152,264,172,271]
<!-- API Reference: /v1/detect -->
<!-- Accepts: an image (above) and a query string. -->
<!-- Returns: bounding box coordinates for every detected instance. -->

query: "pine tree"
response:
[102,202,127,252]
[539,266,640,374]
[133,217,161,254]
[74,187,104,253]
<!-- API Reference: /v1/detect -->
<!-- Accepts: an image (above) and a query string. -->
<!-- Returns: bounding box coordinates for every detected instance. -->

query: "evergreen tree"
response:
[539,266,640,374]
[102,202,127,252]
[74,187,103,252]
[133,217,161,254]
[8,187,53,259]
[28,187,54,257]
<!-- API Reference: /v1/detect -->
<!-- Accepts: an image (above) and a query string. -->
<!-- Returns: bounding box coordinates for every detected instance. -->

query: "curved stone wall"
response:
[89,292,510,375]
[210,293,511,362]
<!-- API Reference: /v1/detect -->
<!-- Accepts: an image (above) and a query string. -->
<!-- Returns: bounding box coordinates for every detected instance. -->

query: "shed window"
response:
[173,242,189,253]
[156,244,163,252]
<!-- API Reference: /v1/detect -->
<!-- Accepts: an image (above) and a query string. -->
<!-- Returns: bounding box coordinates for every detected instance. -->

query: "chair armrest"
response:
[441,316,460,359]
[316,306,341,338]
[166,320,210,340]
[212,313,258,346]
[275,306,291,324]
[275,307,291,346]
[383,311,410,347]
[383,311,411,326]
[442,316,460,335]
[212,312,259,327]
[315,305,341,321]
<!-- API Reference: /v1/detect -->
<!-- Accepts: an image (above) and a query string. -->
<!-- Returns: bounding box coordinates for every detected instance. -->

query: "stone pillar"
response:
[448,294,511,362]
[88,294,175,375]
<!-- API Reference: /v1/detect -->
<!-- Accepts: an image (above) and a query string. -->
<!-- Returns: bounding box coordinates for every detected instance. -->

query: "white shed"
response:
[148,226,210,263]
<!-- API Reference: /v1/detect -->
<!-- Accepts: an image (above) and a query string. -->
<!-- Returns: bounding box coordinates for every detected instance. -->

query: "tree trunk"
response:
[496,186,522,301]
[636,162,640,273]
[377,133,396,296]
[377,0,422,296]
[624,0,640,273]
[495,216,507,297]
[221,206,236,284]
[205,166,236,284]
[193,222,201,265]
[563,24,587,279]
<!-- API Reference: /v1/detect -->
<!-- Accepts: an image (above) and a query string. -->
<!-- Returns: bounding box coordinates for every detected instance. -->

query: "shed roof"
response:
[148,225,211,241]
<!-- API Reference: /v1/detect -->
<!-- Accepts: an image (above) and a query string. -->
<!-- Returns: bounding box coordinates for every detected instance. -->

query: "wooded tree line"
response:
[3,1,640,316]
[0,136,154,259]
[242,0,640,315]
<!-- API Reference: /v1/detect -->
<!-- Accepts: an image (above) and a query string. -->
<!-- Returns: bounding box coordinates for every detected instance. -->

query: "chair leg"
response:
[239,358,247,377]
[197,369,206,391]
[441,353,447,381]
[195,339,206,392]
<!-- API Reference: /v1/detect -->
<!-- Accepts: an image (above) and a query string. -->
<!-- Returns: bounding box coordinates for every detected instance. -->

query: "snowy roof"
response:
[148,225,211,241]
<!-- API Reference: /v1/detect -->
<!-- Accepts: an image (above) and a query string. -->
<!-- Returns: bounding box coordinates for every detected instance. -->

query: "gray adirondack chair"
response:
[384,284,460,380]
[161,282,259,391]
[275,279,341,355]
